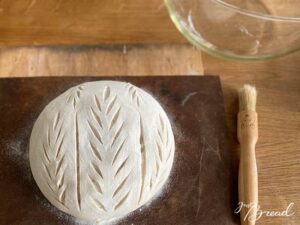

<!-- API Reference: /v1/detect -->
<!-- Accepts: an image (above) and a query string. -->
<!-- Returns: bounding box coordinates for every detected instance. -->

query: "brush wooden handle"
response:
[238,111,258,225]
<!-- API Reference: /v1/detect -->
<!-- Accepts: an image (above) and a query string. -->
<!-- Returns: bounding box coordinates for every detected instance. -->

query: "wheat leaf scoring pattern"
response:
[109,107,121,130]
[114,156,129,178]
[138,116,146,203]
[106,95,117,114]
[103,86,110,101]
[67,86,83,108]
[89,142,102,162]
[150,113,173,192]
[91,162,103,179]
[55,136,64,158]
[31,81,174,222]
[126,83,144,107]
[112,139,126,164]
[114,191,130,210]
[53,112,60,130]
[87,86,133,213]
[113,171,131,198]
[110,122,123,147]
[75,113,81,209]
[88,121,103,145]
[90,106,103,129]
[94,95,102,111]
[88,175,103,194]
[91,198,107,212]
[42,113,67,207]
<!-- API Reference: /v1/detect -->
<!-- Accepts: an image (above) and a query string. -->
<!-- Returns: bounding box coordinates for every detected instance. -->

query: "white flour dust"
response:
[3,82,186,225]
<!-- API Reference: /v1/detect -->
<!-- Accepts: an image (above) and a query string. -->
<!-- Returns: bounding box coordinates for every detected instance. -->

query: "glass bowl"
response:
[164,0,300,61]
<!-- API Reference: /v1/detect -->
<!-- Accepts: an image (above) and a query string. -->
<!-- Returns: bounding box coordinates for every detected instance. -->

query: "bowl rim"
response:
[164,0,300,61]
[213,0,300,22]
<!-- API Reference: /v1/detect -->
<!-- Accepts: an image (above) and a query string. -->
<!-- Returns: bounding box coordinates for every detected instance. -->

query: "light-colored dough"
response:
[29,81,175,223]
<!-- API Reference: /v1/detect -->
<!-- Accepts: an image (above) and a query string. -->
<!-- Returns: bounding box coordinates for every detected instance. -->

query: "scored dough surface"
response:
[29,81,175,222]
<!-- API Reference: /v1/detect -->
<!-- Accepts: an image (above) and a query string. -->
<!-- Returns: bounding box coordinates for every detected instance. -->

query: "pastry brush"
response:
[238,85,258,225]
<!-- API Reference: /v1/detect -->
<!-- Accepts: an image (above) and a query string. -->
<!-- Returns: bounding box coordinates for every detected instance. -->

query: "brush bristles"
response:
[238,84,257,111]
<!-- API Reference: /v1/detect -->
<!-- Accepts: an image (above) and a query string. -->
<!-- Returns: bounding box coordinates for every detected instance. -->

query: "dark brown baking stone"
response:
[0,76,239,225]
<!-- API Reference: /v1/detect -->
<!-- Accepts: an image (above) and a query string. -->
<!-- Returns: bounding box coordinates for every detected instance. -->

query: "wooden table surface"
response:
[203,52,300,225]
[0,0,185,46]
[0,1,299,225]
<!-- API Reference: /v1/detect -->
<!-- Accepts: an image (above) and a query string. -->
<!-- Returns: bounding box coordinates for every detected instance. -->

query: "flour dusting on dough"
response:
[29,81,175,223]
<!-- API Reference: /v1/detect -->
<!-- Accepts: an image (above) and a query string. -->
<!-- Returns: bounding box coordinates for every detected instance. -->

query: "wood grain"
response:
[0,0,185,46]
[0,76,236,225]
[0,45,203,76]
[0,43,299,225]
[238,110,258,225]
[203,52,300,225]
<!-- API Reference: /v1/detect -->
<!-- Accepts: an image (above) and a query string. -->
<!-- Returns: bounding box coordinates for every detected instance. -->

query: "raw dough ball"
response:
[29,81,175,222]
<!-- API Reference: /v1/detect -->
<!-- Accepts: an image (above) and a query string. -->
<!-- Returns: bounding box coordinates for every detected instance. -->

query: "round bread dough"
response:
[29,81,175,223]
